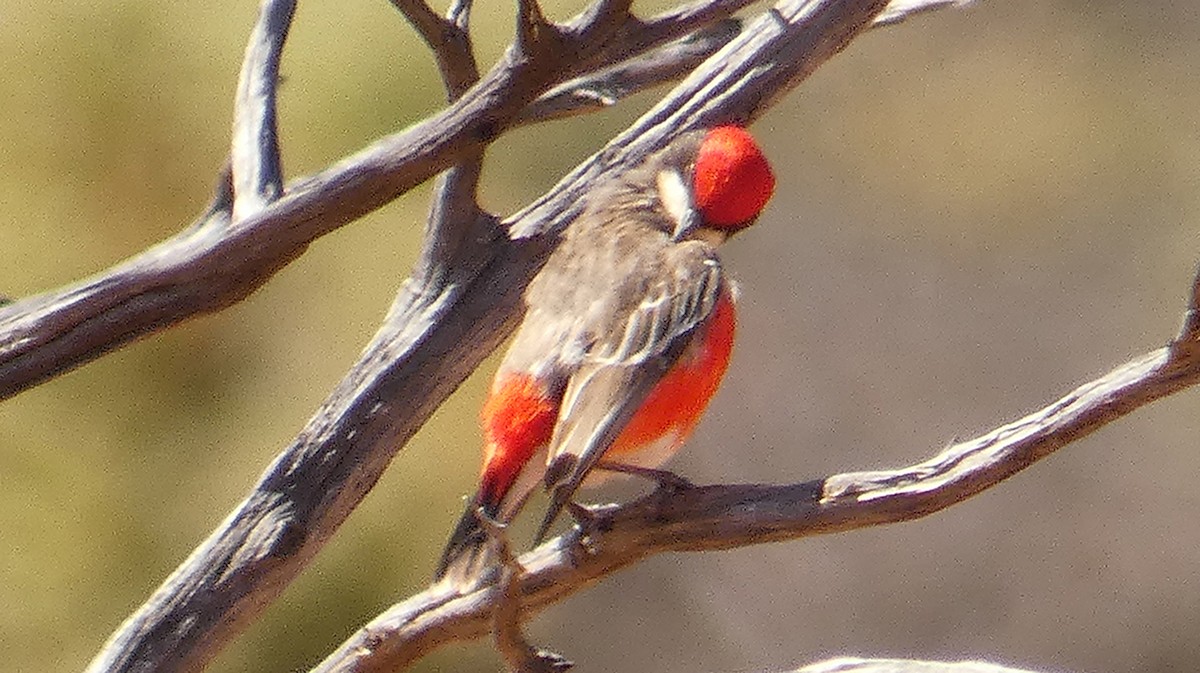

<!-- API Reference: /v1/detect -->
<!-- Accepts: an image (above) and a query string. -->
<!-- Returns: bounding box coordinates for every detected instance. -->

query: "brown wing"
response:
[531,233,726,542]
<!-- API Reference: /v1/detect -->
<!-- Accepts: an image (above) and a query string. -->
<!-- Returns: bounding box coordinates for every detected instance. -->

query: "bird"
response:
[434,125,775,585]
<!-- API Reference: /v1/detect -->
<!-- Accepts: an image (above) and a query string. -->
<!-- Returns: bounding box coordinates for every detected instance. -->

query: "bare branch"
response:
[795,658,1050,673]
[516,0,564,59]
[874,0,972,26]
[75,0,969,671]
[388,0,443,40]
[231,0,294,220]
[566,0,757,77]
[311,277,1200,671]
[518,19,743,125]
[1,0,891,402]
[389,0,480,99]
[389,0,490,281]
[517,0,971,127]
[0,0,600,401]
[1173,263,1200,350]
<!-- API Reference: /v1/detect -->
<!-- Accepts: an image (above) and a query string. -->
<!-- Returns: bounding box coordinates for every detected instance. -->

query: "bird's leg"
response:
[547,464,693,552]
[474,506,511,560]
[593,461,696,492]
[551,464,693,556]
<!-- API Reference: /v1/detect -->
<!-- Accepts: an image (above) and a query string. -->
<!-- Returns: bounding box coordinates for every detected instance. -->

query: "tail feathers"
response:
[434,498,495,587]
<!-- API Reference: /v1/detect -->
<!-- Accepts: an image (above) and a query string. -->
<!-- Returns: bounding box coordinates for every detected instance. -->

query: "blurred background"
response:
[2,1,1199,671]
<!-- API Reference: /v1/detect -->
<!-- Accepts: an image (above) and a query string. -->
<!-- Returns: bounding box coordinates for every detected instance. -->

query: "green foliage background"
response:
[2,2,1199,672]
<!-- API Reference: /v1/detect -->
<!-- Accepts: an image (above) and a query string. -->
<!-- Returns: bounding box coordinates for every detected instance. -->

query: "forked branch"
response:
[26,0,1016,672]
[84,0,940,671]
[0,0,756,401]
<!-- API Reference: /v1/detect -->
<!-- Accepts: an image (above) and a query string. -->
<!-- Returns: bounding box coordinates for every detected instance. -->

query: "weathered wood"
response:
[0,0,760,402]
[795,658,1048,673]
[311,273,1200,671]
[81,0,947,670]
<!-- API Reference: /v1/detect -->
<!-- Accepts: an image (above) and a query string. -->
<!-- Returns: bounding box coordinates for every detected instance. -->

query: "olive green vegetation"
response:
[4,2,1200,673]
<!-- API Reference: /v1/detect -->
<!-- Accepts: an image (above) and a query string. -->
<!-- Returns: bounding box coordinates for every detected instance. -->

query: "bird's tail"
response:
[433,496,495,587]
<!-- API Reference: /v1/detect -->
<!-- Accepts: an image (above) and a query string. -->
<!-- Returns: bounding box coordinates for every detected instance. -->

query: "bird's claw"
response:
[595,461,695,493]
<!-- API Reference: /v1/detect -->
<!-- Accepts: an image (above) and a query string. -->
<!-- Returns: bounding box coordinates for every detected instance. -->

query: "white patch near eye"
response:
[656,170,692,231]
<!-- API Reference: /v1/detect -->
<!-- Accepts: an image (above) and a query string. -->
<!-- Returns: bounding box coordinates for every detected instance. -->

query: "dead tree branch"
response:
[518,18,743,124]
[0,0,761,401]
[794,658,1048,673]
[309,267,1200,673]
[231,0,293,220]
[80,0,966,670]
[0,0,944,403]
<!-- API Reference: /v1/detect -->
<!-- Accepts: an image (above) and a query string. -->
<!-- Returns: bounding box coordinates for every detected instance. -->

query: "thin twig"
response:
[389,0,480,98]
[518,19,743,124]
[1172,263,1200,352]
[389,0,490,282]
[447,0,473,29]
[516,0,970,127]
[388,0,443,39]
[231,0,294,221]
[795,657,1050,673]
[874,0,971,26]
[572,0,758,72]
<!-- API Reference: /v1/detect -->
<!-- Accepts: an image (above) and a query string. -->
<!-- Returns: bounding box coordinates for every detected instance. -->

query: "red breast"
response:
[477,286,736,504]
[606,287,736,461]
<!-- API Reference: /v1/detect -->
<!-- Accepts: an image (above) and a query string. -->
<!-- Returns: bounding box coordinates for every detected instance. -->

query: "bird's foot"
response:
[594,461,695,493]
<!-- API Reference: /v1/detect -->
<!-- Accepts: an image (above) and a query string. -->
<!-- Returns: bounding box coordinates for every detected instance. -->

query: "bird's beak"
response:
[671,206,702,242]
